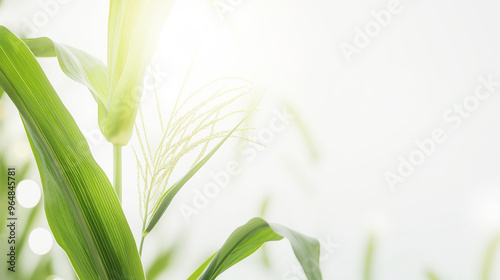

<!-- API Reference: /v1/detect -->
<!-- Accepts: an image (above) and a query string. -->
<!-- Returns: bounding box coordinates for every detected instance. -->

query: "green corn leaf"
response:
[187,253,216,280]
[104,0,175,146]
[23,37,109,130]
[0,26,144,280]
[194,217,322,280]
[143,109,253,236]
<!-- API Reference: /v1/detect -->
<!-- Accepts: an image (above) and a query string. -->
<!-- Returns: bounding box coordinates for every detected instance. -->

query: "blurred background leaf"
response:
[146,241,180,280]
[364,234,375,280]
[482,234,500,280]
[426,270,441,280]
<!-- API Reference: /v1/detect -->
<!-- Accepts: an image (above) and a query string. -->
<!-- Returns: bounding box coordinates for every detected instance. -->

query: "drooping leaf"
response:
[0,26,144,280]
[22,37,56,57]
[104,0,176,145]
[193,217,322,280]
[23,37,109,121]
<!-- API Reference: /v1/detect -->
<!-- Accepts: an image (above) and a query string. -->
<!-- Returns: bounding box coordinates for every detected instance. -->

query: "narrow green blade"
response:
[188,253,216,280]
[195,217,322,280]
[0,26,144,280]
[143,109,253,236]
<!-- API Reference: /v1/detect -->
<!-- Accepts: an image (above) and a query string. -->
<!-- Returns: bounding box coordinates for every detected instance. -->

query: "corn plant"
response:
[0,0,323,279]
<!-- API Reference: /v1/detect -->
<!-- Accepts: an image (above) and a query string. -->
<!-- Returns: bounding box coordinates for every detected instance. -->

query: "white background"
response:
[2,0,500,279]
